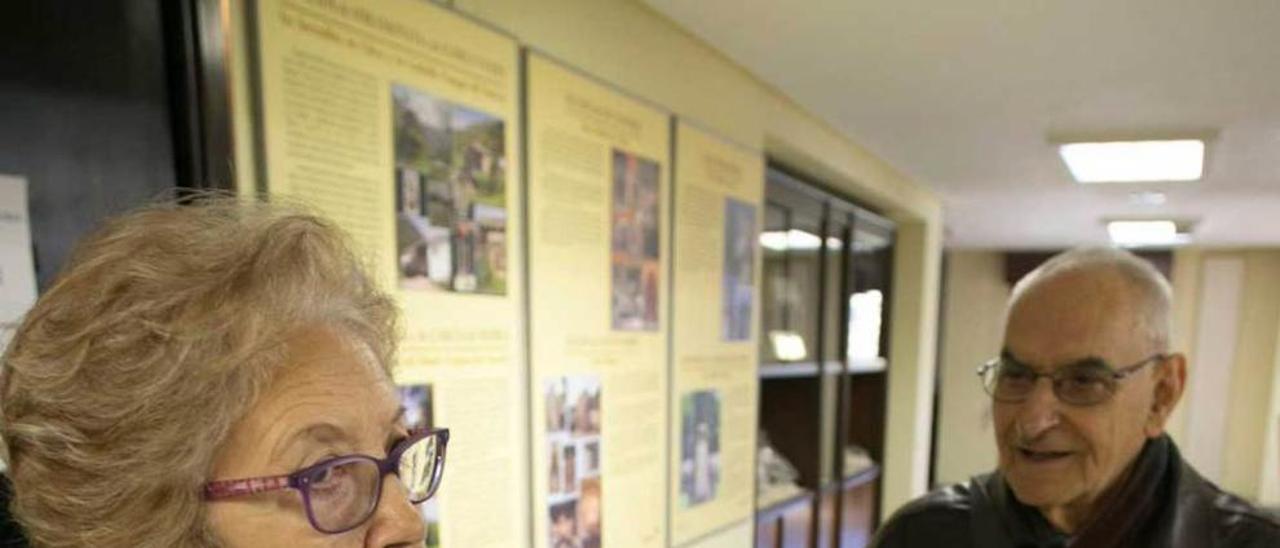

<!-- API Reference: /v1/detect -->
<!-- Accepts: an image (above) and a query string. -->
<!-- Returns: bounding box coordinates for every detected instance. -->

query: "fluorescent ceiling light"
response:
[1059,140,1204,183]
[1107,220,1190,247]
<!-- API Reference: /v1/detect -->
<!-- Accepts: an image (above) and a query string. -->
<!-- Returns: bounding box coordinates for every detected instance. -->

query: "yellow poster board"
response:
[527,53,671,548]
[669,123,763,545]
[253,1,526,546]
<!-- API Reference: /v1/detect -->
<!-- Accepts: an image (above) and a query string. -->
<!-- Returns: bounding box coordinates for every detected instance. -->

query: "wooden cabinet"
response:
[755,166,895,548]
[756,493,814,548]
[817,488,839,548]
[836,468,880,548]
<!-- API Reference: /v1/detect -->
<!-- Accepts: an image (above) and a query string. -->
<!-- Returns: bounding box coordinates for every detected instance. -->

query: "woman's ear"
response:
[1145,353,1187,437]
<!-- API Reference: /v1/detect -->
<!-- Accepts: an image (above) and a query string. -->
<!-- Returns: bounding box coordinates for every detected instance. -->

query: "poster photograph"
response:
[722,198,757,341]
[610,149,662,332]
[398,383,440,548]
[545,376,603,548]
[393,83,508,295]
[679,390,722,508]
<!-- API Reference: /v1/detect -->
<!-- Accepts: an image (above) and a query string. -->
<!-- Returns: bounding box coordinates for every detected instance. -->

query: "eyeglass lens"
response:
[306,458,382,533]
[399,434,441,502]
[983,360,1115,405]
[304,433,443,533]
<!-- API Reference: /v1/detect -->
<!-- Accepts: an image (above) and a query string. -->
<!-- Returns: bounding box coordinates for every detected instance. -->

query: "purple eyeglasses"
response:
[205,427,449,534]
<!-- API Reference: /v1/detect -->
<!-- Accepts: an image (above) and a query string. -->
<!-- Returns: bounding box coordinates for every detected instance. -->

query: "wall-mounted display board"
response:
[527,53,671,548]
[667,123,763,546]
[251,1,526,546]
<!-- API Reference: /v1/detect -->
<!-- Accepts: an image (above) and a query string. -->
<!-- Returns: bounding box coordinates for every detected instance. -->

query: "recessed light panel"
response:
[1107,220,1190,247]
[1060,140,1204,183]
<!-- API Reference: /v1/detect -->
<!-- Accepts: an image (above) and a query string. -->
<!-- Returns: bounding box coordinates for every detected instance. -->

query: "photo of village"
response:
[392,83,508,295]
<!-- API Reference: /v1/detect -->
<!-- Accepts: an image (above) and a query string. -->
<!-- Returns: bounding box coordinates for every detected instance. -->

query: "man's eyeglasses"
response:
[205,427,449,534]
[977,354,1165,406]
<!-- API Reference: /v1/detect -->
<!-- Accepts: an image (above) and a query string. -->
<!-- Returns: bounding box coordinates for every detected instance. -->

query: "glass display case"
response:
[756,166,895,548]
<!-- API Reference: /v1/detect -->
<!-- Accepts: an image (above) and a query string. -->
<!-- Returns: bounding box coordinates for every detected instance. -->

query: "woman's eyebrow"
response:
[270,422,354,464]
[387,407,409,437]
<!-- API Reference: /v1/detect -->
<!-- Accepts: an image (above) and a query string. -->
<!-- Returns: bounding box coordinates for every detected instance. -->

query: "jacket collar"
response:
[968,435,1198,548]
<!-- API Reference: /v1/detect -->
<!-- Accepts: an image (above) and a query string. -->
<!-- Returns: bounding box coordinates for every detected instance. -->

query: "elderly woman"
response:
[0,199,447,546]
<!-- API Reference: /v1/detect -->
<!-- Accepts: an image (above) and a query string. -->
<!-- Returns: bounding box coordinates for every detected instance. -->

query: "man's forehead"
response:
[1009,267,1140,319]
[1004,269,1145,364]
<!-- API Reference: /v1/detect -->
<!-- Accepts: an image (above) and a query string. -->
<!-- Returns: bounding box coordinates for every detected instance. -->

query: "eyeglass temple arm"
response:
[204,475,294,500]
[1111,353,1169,379]
[976,359,998,376]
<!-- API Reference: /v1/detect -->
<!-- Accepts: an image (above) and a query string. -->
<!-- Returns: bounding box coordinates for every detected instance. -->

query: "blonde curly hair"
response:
[0,197,398,547]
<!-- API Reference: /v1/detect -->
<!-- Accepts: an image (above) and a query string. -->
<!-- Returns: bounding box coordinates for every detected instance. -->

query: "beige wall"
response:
[1175,249,1280,503]
[932,251,1006,486]
[1163,248,1203,445]
[883,221,944,506]
[933,247,1280,505]
[1227,251,1280,501]
[1261,299,1280,505]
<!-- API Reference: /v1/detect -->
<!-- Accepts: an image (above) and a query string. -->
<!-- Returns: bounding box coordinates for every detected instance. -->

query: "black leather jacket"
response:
[872,437,1280,548]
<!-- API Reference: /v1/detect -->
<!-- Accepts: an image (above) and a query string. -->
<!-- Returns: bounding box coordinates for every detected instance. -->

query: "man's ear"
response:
[1145,353,1187,437]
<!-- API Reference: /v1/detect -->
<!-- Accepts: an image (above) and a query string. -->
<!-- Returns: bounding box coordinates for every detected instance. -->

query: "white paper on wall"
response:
[0,174,37,351]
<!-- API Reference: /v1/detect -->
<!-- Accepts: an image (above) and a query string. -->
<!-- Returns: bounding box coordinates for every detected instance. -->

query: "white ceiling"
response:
[645,0,1280,248]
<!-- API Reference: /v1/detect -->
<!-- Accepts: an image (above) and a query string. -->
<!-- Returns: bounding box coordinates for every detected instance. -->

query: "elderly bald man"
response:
[873,248,1280,548]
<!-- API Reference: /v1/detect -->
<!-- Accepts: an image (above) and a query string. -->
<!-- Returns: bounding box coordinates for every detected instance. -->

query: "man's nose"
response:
[1016,377,1062,439]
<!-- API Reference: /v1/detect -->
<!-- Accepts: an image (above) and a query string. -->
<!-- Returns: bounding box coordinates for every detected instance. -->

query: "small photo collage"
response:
[545,375,602,548]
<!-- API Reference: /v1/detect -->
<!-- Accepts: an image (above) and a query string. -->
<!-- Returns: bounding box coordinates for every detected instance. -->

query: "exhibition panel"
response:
[668,122,764,546]
[526,53,671,548]
[251,1,527,546]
